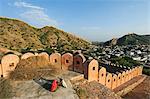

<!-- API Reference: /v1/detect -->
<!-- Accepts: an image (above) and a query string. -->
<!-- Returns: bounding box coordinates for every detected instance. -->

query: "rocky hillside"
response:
[104,33,150,46]
[0,17,90,53]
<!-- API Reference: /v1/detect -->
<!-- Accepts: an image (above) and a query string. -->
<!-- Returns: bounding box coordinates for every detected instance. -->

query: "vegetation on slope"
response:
[0,17,90,53]
[104,33,150,46]
[110,56,150,76]
[110,56,141,67]
[143,67,150,76]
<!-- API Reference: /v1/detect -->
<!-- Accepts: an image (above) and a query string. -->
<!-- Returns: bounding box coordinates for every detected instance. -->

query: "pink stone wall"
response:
[112,74,117,89]
[61,53,73,70]
[1,54,20,77]
[84,59,99,82]
[121,71,126,84]
[34,53,38,56]
[98,67,106,85]
[125,70,129,82]
[0,64,2,77]
[0,51,143,89]
[137,66,140,75]
[49,53,61,69]
[38,52,49,62]
[21,52,35,59]
[84,61,88,79]
[134,67,138,77]
[132,68,136,78]
[130,69,133,79]
[116,73,122,87]
[128,70,132,80]
[105,73,112,89]
[139,66,143,75]
[73,54,86,73]
[36,52,49,67]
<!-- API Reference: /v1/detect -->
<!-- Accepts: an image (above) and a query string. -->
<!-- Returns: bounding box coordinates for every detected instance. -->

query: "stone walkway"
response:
[122,76,150,99]
[114,75,147,96]
[0,71,82,99]
[11,80,79,99]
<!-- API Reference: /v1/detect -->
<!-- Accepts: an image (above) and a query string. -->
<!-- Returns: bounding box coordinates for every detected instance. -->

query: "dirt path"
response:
[122,76,150,99]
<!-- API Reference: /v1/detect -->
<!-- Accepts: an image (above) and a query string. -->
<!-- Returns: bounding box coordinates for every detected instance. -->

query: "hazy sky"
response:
[0,0,150,42]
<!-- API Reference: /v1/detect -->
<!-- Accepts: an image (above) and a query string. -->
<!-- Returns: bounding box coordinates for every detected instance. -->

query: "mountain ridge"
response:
[0,17,90,53]
[104,33,150,46]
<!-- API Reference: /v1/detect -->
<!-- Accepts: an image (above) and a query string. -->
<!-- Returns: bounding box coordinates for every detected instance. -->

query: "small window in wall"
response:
[93,67,95,70]
[119,77,120,79]
[66,60,69,63]
[108,79,110,82]
[9,63,14,67]
[101,74,104,77]
[114,79,115,81]
[123,76,124,78]
[1,75,3,77]
[54,59,57,63]
[76,61,80,64]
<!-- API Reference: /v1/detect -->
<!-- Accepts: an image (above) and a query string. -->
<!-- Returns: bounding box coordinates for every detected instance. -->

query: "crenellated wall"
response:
[0,52,143,89]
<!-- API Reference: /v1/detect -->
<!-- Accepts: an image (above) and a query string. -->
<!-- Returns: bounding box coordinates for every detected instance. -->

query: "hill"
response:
[0,17,90,53]
[104,33,150,46]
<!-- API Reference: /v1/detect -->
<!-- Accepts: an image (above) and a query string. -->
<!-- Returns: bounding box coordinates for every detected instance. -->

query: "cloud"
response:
[20,10,58,26]
[13,1,58,27]
[14,1,44,10]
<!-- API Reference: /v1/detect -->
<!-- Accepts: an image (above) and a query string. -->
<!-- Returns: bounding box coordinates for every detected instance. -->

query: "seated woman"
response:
[34,77,67,92]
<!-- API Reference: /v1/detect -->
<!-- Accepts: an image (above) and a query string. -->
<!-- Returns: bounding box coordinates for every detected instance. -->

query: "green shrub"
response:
[143,67,150,76]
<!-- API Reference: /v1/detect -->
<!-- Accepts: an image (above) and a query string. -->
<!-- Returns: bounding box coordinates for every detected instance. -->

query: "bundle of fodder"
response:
[36,55,50,68]
[16,56,50,69]
[9,68,59,80]
[8,56,62,80]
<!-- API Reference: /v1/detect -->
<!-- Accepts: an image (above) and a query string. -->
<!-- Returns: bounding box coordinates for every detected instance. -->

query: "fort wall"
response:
[0,52,143,89]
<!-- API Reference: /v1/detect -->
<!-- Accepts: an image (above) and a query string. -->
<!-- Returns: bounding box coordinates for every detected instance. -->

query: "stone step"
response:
[69,74,84,82]
[61,71,84,82]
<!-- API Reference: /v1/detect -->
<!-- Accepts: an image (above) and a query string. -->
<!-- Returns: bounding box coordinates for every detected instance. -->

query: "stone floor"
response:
[122,76,150,99]
[11,80,79,99]
[0,71,83,99]
[114,75,147,96]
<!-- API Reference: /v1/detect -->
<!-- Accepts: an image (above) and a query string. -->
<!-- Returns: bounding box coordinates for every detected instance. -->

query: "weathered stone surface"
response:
[9,80,79,99]
[128,69,132,80]
[21,52,35,59]
[112,74,117,89]
[116,73,122,87]
[62,53,73,70]
[1,54,19,77]
[125,70,129,82]
[0,71,82,99]
[0,64,2,77]
[74,81,121,99]
[84,59,99,82]
[105,73,112,89]
[122,75,150,99]
[121,71,126,84]
[114,75,147,97]
[98,67,106,85]
[49,53,61,69]
[73,54,86,73]
[38,52,49,61]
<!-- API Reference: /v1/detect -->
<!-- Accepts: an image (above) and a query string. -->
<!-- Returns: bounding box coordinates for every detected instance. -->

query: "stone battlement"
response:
[0,52,143,89]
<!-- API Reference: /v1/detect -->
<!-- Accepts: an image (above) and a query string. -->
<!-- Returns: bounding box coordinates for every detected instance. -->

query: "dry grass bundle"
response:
[9,56,62,80]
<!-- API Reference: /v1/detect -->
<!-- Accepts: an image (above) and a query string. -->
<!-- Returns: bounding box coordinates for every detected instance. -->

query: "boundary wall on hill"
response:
[0,52,143,89]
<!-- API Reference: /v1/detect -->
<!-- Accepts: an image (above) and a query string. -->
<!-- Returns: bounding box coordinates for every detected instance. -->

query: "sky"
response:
[0,0,150,42]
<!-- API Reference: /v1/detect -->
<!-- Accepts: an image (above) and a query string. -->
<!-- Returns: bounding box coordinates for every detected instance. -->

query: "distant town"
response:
[87,45,150,67]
